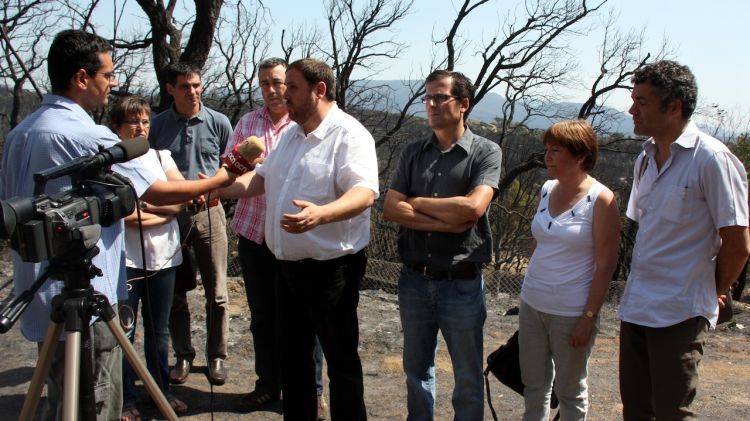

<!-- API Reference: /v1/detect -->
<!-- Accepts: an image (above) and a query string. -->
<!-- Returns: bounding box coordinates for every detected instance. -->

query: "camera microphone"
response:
[89,137,150,168]
[34,137,150,194]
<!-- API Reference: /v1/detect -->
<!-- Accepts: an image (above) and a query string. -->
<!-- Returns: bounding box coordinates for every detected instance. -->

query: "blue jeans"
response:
[398,266,486,421]
[121,266,176,405]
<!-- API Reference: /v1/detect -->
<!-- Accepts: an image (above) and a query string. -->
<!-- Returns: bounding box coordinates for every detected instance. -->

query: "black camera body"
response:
[4,174,135,262]
[0,139,148,262]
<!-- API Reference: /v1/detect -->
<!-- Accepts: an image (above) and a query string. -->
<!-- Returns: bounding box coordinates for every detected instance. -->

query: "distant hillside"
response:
[353,80,634,135]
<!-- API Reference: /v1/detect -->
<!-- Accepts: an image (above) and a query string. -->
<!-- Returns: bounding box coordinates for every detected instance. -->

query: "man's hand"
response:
[281,199,324,234]
[718,294,730,309]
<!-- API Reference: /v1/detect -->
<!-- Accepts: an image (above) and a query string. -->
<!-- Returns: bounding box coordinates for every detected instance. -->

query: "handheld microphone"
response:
[222,136,265,175]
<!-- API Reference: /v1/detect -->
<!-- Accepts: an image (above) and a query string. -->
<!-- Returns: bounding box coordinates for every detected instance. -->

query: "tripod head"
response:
[0,244,103,333]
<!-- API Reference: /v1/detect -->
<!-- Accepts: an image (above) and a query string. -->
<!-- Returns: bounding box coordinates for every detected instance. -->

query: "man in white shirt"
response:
[219,58,378,421]
[619,60,750,420]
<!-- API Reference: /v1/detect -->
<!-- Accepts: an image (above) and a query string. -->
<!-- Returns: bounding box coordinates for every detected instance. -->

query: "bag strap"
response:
[636,153,649,184]
[484,372,500,421]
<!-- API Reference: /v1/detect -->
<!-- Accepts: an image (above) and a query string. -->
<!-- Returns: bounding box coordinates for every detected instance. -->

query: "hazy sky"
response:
[266,0,750,116]
[97,0,749,119]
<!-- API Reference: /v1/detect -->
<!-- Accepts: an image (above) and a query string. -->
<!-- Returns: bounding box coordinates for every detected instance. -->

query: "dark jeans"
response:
[277,249,368,421]
[619,318,708,421]
[121,266,176,405]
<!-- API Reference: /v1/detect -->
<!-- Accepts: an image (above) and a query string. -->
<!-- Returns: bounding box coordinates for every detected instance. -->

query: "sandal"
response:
[121,403,141,421]
[167,395,188,414]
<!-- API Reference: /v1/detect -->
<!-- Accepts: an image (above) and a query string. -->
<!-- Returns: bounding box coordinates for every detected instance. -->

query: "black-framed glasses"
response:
[421,94,459,104]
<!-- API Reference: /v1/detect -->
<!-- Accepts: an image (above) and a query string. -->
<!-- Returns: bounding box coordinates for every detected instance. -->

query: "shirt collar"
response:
[642,120,700,155]
[260,106,292,129]
[423,126,474,153]
[42,94,94,122]
[167,101,206,123]
[293,102,339,141]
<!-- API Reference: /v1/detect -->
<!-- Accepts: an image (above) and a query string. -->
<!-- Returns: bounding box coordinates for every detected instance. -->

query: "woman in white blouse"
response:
[111,96,188,420]
[519,119,621,421]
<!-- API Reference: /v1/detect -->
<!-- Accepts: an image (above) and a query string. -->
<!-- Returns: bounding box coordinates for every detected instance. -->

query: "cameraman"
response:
[0,30,234,420]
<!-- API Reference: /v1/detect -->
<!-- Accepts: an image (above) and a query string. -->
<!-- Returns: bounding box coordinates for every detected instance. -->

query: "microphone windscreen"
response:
[222,136,265,175]
[237,136,265,161]
[119,137,150,161]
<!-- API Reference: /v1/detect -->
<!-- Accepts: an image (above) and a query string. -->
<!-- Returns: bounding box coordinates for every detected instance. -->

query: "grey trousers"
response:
[519,300,597,421]
[170,205,229,361]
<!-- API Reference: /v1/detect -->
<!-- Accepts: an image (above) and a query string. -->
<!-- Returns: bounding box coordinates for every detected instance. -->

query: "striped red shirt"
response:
[224,106,293,243]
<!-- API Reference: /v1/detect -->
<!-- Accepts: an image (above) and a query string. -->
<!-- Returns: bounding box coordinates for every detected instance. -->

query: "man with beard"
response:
[227,57,328,419]
[218,58,378,421]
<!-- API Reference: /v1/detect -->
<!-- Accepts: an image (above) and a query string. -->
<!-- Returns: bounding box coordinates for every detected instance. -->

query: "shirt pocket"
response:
[660,184,700,224]
[199,137,220,160]
[297,160,332,199]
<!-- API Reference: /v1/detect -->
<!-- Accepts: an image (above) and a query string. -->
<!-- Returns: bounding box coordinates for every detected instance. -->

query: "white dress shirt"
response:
[256,104,379,261]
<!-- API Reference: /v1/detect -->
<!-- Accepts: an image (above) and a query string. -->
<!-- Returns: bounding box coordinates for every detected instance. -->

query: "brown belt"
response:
[184,199,220,213]
[406,262,480,281]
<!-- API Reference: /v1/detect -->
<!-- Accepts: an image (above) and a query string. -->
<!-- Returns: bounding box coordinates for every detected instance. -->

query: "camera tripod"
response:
[16,248,178,421]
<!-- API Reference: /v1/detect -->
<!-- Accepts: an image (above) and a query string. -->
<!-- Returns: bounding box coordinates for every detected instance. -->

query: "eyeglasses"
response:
[124,119,150,128]
[93,71,117,81]
[421,94,459,105]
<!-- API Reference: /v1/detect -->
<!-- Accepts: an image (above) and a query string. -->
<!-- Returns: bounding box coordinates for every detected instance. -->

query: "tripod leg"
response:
[62,330,82,421]
[19,321,63,421]
[106,318,178,421]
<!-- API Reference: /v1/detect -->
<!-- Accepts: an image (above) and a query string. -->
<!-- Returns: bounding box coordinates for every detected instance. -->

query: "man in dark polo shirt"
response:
[148,62,233,385]
[383,69,501,421]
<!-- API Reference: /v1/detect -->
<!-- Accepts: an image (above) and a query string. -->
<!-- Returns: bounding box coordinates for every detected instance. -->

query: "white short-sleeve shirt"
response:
[620,122,749,328]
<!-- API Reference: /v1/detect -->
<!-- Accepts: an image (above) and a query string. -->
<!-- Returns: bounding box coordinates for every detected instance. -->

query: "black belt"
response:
[406,262,480,281]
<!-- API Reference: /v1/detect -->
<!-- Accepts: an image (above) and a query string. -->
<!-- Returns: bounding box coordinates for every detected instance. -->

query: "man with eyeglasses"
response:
[383,69,501,420]
[148,62,234,386]
[0,30,236,420]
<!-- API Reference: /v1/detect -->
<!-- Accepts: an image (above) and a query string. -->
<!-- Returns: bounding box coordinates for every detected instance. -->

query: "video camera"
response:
[0,138,149,262]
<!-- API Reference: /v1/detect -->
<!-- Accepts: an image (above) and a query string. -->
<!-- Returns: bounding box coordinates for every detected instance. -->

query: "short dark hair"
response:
[110,96,151,128]
[259,57,288,72]
[287,58,336,101]
[543,119,598,173]
[48,30,112,93]
[164,62,202,86]
[631,60,698,119]
[425,70,475,106]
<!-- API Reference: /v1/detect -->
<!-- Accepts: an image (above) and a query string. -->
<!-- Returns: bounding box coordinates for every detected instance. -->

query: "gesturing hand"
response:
[281,199,324,234]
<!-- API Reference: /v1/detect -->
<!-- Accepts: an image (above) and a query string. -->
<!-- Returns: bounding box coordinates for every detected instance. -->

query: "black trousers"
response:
[276,249,367,421]
[238,237,281,394]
